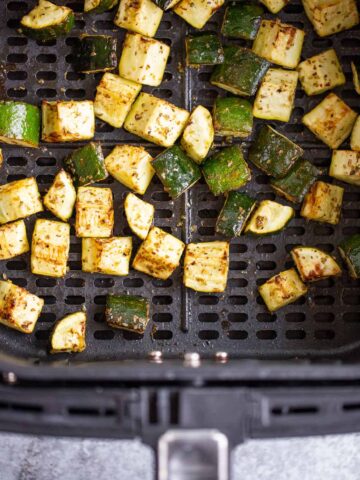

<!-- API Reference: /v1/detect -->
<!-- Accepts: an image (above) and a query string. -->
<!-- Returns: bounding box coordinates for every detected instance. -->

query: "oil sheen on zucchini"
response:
[75,35,118,74]
[105,294,150,333]
[63,142,108,187]
[338,234,360,279]
[186,34,224,66]
[221,3,263,40]
[0,101,40,148]
[216,192,256,237]
[213,97,253,138]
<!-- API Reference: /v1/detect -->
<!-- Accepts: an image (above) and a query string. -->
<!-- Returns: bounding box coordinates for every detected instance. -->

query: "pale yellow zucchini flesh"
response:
[0,177,43,225]
[181,105,214,163]
[75,186,114,238]
[43,169,76,222]
[291,246,341,282]
[301,181,344,225]
[82,237,132,276]
[114,0,163,37]
[329,151,360,186]
[174,0,225,29]
[124,193,154,240]
[0,220,29,260]
[51,312,86,353]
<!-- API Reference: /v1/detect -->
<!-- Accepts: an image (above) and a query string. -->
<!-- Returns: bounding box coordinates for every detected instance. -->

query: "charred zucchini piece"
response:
[211,46,269,97]
[153,0,181,10]
[124,193,154,240]
[202,145,251,196]
[0,177,43,225]
[259,268,308,312]
[82,237,132,276]
[221,3,263,40]
[114,0,163,37]
[245,200,294,236]
[174,0,225,29]
[216,192,256,237]
[84,0,119,13]
[186,34,224,67]
[76,186,114,238]
[105,294,150,333]
[75,35,117,74]
[329,151,360,187]
[43,170,76,222]
[0,220,29,261]
[20,0,74,42]
[303,0,359,37]
[249,125,303,179]
[351,62,360,95]
[0,101,40,148]
[339,235,360,279]
[351,117,360,152]
[63,142,107,187]
[51,312,86,353]
[260,0,288,13]
[301,181,344,225]
[0,280,44,334]
[181,106,214,163]
[302,94,357,150]
[213,97,253,138]
[152,146,201,199]
[291,246,341,283]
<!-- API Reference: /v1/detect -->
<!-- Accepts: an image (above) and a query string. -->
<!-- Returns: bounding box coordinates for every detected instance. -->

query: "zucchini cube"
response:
[302,93,357,150]
[298,49,345,96]
[253,19,305,69]
[0,177,43,225]
[94,73,141,129]
[291,246,341,283]
[301,181,344,225]
[82,237,132,276]
[352,62,360,95]
[31,219,70,278]
[329,151,360,187]
[174,0,225,29]
[152,146,201,199]
[221,3,263,40]
[0,280,44,334]
[202,145,251,196]
[42,100,95,143]
[105,145,154,195]
[181,105,214,163]
[76,186,114,238]
[249,125,303,179]
[43,169,76,222]
[339,234,360,279]
[184,241,229,293]
[84,0,119,13]
[216,192,256,237]
[124,193,154,240]
[186,34,224,67]
[124,93,190,147]
[75,35,117,74]
[51,312,86,353]
[0,220,29,261]
[245,200,294,236]
[133,226,185,280]
[153,0,181,10]
[253,68,298,123]
[260,0,288,13]
[0,101,40,148]
[114,0,163,37]
[259,269,308,312]
[211,46,269,97]
[351,116,360,152]
[213,97,253,138]
[105,294,150,333]
[303,0,359,37]
[63,142,107,187]
[119,33,170,87]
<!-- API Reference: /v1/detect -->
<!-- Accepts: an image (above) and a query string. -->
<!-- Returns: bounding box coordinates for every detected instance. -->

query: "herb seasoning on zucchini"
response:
[64,142,108,187]
[186,34,224,67]
[124,193,154,240]
[84,0,119,13]
[0,101,40,148]
[105,294,150,333]
[301,181,344,225]
[213,97,253,138]
[43,169,76,222]
[114,0,163,37]
[51,312,86,353]
[75,35,117,74]
[303,0,359,37]
[329,151,360,186]
[221,3,263,40]
[339,234,360,279]
[181,105,214,163]
[0,178,43,225]
[245,200,294,236]
[291,246,341,283]
[0,220,29,261]
[216,192,256,237]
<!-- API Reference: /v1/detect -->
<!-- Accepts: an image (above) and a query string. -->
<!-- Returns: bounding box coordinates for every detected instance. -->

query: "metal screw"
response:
[3,372,17,384]
[215,352,228,363]
[148,351,163,363]
[184,352,200,367]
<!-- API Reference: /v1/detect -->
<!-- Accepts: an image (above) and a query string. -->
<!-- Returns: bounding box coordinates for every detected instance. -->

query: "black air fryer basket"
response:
[0,0,360,477]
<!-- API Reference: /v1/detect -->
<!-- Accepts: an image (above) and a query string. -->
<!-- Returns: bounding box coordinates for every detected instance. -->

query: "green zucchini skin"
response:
[249,125,303,178]
[270,159,320,203]
[202,145,251,196]
[339,234,360,279]
[63,142,108,186]
[213,97,253,138]
[75,35,118,74]
[105,294,150,333]
[153,0,180,9]
[211,46,269,96]
[222,3,263,40]
[152,145,201,199]
[20,11,74,42]
[216,191,256,237]
[0,101,40,148]
[85,0,119,13]
[186,34,224,66]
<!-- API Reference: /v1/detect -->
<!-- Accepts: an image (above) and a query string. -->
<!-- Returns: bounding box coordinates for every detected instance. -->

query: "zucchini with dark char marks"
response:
[216,192,256,237]
[338,234,360,279]
[84,0,119,13]
[213,97,253,138]
[105,294,150,333]
[63,142,108,187]
[0,101,40,148]
[50,312,86,353]
[75,35,118,74]
[221,3,263,40]
[291,246,341,282]
[186,34,224,67]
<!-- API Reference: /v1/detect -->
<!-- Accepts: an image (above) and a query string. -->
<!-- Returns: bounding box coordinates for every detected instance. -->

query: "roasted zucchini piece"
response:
[260,0,288,13]
[152,146,201,199]
[211,46,269,97]
[124,93,190,147]
[0,149,3,168]
[291,246,341,283]
[82,237,132,276]
[202,145,251,196]
[20,0,74,42]
[249,125,303,179]
[105,145,154,195]
[124,193,154,240]
[259,269,308,312]
[114,0,163,37]
[180,105,214,163]
[245,200,294,236]
[351,116,360,152]
[253,68,298,123]
[303,0,359,37]
[94,73,141,129]
[0,177,43,225]
[298,49,345,96]
[42,100,95,143]
[339,235,360,279]
[301,181,344,226]
[105,294,150,333]
[153,0,180,10]
[221,3,263,40]
[0,101,40,148]
[63,142,107,187]
[133,226,185,280]
[302,94,357,150]
[0,280,44,334]
[43,169,76,222]
[0,220,29,261]
[252,19,305,69]
[213,97,253,138]
[75,186,114,238]
[270,160,320,204]
[216,192,256,238]
[119,33,170,87]
[75,35,117,74]
[84,0,119,13]
[351,62,360,95]
[50,312,86,354]
[174,0,225,29]
[329,151,360,187]
[186,34,224,67]
[184,241,229,293]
